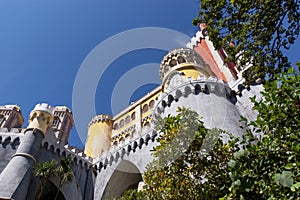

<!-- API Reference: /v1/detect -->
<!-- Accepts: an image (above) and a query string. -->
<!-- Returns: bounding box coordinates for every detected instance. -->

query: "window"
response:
[53,117,60,126]
[120,119,125,128]
[125,115,130,124]
[0,115,5,127]
[177,56,186,64]
[142,104,149,114]
[149,100,155,109]
[169,59,177,67]
[131,112,136,120]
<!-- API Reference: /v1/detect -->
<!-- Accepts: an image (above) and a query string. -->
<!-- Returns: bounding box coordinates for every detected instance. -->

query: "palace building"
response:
[0,25,262,199]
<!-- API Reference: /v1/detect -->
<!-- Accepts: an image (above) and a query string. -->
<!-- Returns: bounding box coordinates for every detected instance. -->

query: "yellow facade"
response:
[85,120,113,158]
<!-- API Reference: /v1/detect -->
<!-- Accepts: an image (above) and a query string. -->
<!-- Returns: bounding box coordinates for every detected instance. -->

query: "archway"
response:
[102,160,143,199]
[38,180,65,200]
[41,175,82,200]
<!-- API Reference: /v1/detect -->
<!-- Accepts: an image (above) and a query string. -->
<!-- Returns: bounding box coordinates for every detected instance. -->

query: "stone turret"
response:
[0,103,54,200]
[0,105,24,130]
[160,48,215,80]
[159,48,216,93]
[156,48,244,139]
[52,106,74,144]
[84,114,113,158]
[27,103,54,133]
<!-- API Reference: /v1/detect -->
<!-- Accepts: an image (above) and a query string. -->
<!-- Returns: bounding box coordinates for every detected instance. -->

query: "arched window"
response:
[53,116,60,126]
[119,137,125,143]
[149,100,155,109]
[177,56,186,64]
[169,59,177,67]
[119,119,125,128]
[113,141,118,146]
[113,123,119,130]
[0,114,5,127]
[142,104,149,114]
[125,115,130,124]
[131,112,136,120]
[143,122,150,128]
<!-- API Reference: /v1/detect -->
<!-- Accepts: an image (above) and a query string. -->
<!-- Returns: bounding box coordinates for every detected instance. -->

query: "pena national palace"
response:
[0,24,262,199]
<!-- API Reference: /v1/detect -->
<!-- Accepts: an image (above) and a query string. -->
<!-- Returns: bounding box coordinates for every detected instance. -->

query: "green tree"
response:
[135,108,236,199]
[54,156,73,200]
[120,189,148,200]
[121,65,300,199]
[35,156,73,200]
[193,0,299,84]
[35,160,57,199]
[224,65,300,199]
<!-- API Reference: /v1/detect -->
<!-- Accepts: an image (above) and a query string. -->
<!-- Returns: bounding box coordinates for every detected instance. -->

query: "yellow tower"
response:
[84,114,113,158]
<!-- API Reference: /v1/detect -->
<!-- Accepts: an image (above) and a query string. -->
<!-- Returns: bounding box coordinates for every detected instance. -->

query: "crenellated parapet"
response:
[41,140,92,169]
[92,127,156,171]
[186,24,240,84]
[0,133,22,150]
[156,77,236,114]
[88,114,113,127]
[186,29,206,49]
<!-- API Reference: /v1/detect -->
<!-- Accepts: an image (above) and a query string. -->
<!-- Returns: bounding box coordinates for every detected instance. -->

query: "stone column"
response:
[0,103,54,200]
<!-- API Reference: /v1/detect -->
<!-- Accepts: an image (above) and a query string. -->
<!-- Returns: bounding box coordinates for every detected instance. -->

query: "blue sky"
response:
[0,1,299,148]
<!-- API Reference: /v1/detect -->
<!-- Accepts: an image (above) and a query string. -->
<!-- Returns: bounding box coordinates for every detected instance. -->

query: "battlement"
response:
[41,140,92,168]
[55,106,72,113]
[0,132,22,149]
[187,25,240,84]
[32,103,54,115]
[89,114,113,127]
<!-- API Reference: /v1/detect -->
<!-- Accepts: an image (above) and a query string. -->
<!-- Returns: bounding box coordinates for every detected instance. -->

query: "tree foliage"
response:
[193,0,300,84]
[225,65,300,199]
[121,65,300,199]
[34,156,73,200]
[142,108,235,200]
